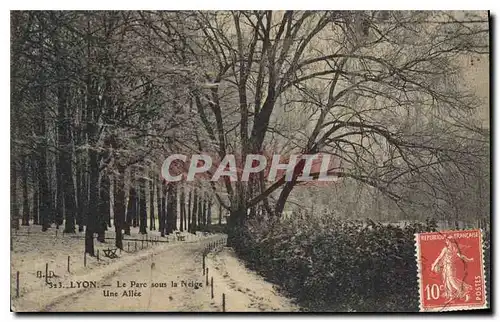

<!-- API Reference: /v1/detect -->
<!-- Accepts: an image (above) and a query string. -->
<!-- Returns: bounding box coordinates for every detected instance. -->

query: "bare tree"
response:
[137,11,488,245]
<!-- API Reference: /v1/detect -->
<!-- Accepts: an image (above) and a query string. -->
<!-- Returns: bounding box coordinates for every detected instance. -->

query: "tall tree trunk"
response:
[274,181,296,217]
[39,139,51,232]
[191,189,198,233]
[32,164,39,225]
[132,183,139,228]
[157,180,162,233]
[10,14,20,231]
[98,173,111,241]
[197,196,203,229]
[172,184,178,231]
[11,157,19,230]
[184,192,188,231]
[207,197,212,227]
[21,158,30,226]
[139,178,147,234]
[55,62,66,230]
[180,187,185,231]
[55,174,64,229]
[62,159,76,233]
[218,202,222,225]
[160,183,167,237]
[187,189,192,232]
[78,156,90,233]
[125,186,136,235]
[114,167,125,249]
[75,93,87,233]
[150,179,155,230]
[202,195,207,228]
[36,85,52,232]
[226,188,250,247]
[85,149,99,254]
[112,176,117,227]
[75,164,83,231]
[227,206,247,247]
[166,183,175,234]
[108,186,113,228]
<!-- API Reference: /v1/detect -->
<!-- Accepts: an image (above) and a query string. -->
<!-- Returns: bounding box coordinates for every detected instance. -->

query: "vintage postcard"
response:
[10,10,490,312]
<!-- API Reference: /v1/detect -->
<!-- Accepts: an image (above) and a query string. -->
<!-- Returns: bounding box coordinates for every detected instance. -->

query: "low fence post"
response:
[206,268,209,286]
[16,271,19,298]
[222,293,226,312]
[67,256,70,273]
[211,277,214,299]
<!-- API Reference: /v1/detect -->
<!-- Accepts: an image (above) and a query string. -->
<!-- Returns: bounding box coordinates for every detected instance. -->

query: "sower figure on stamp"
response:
[431,237,474,302]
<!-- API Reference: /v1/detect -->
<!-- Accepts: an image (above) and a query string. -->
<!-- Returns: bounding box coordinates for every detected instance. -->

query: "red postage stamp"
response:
[415,229,487,312]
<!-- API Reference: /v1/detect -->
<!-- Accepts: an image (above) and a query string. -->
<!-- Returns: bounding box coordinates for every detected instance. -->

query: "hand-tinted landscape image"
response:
[10,10,490,312]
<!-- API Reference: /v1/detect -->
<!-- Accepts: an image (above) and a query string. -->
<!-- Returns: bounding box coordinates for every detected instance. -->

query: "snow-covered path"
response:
[18,235,298,312]
[206,248,299,312]
[43,237,217,312]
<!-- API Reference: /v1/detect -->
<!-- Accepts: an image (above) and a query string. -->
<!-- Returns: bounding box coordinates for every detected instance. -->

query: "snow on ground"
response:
[206,248,299,312]
[10,223,212,312]
[40,237,222,312]
[11,223,298,312]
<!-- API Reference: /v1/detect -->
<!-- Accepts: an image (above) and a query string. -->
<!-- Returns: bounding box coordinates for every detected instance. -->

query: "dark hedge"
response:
[233,215,490,312]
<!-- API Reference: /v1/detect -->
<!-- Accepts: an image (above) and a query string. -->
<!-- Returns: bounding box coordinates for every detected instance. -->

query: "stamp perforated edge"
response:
[414,228,488,312]
[414,232,424,312]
